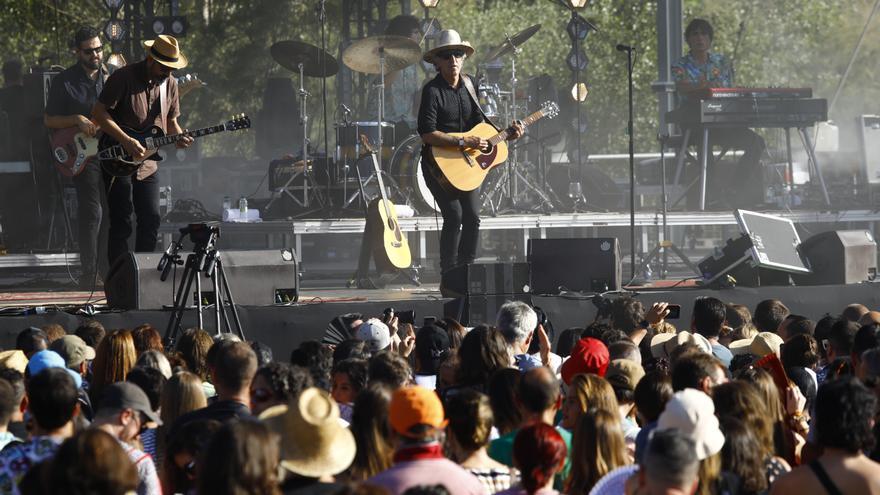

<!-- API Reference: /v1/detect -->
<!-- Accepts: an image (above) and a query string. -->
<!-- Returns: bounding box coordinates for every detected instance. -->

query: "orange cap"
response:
[389,386,447,437]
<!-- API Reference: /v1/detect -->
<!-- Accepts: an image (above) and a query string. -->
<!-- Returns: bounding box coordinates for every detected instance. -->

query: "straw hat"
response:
[423,30,475,64]
[650,331,712,359]
[259,388,356,477]
[0,350,27,374]
[142,35,188,69]
[750,332,784,358]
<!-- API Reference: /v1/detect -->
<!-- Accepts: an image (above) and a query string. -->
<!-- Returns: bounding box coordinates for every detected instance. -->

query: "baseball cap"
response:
[49,335,96,368]
[389,386,447,437]
[415,325,450,372]
[605,358,646,392]
[355,318,392,352]
[560,337,609,385]
[657,388,725,460]
[27,350,82,389]
[99,382,162,425]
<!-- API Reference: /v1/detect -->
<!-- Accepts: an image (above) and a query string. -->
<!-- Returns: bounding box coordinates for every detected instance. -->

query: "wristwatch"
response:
[458,138,465,149]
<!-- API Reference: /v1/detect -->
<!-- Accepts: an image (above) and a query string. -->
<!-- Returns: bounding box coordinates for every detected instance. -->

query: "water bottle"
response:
[238,196,248,220]
[222,196,231,212]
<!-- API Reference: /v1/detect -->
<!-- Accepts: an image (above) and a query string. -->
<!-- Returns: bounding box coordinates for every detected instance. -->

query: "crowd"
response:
[0,296,879,495]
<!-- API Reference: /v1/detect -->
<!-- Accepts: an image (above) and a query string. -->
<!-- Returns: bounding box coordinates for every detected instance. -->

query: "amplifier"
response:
[440,262,530,298]
[528,238,621,294]
[443,294,533,326]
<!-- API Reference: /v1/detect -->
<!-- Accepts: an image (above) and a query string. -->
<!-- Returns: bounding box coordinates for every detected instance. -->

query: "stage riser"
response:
[1,283,879,360]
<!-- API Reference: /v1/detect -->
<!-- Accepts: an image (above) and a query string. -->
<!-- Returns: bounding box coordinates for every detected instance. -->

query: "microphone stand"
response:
[318,0,333,207]
[618,43,637,281]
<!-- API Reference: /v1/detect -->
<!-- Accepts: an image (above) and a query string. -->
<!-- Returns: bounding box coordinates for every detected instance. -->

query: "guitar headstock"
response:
[541,101,560,120]
[224,114,251,132]
[177,74,206,98]
[358,134,376,157]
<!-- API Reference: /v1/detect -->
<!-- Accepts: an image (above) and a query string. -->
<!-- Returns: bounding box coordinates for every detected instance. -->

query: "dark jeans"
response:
[73,163,109,278]
[421,153,481,273]
[103,169,161,267]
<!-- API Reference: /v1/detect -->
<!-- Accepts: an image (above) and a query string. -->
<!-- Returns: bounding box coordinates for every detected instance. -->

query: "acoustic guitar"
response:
[98,114,250,177]
[360,134,412,270]
[427,101,559,192]
[49,74,206,177]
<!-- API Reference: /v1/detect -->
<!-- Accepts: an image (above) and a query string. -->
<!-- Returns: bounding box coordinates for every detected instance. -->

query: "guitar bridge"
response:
[460,149,476,167]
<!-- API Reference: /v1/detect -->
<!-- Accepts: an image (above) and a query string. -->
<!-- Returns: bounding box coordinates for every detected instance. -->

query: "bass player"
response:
[44,26,113,289]
[417,29,523,288]
[92,34,193,267]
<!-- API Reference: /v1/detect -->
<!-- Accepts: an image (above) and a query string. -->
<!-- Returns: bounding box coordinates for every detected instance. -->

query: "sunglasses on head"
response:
[437,50,465,60]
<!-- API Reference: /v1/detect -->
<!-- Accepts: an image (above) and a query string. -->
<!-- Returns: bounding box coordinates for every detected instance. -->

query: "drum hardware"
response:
[266,40,337,212]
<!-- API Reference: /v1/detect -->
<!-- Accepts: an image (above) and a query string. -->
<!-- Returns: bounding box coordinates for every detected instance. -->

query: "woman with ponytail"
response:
[495,422,567,495]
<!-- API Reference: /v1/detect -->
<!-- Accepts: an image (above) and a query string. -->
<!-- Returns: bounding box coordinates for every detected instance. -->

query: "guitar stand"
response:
[163,246,245,347]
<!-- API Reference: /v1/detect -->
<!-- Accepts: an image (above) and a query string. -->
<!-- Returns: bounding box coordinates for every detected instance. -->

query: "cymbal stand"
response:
[265,63,326,212]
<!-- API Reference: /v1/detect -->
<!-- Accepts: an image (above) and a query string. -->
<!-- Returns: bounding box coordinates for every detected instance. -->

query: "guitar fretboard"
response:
[151,124,227,147]
[488,109,546,146]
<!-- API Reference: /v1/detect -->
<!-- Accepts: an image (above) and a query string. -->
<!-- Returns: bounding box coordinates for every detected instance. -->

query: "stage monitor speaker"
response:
[105,249,299,310]
[441,262,530,298]
[795,230,877,286]
[527,238,621,295]
[443,294,533,327]
[859,115,880,184]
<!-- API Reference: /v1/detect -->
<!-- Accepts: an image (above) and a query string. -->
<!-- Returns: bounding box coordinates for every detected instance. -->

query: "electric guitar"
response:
[427,101,559,192]
[99,114,250,177]
[49,74,206,177]
[360,134,412,270]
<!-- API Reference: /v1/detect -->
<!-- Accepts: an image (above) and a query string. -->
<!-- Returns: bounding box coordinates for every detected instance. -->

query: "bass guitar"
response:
[98,114,250,177]
[360,134,412,270]
[49,74,206,177]
[427,101,559,192]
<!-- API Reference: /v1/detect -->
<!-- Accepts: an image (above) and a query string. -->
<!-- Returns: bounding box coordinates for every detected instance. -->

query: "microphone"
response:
[616,44,634,52]
[340,103,353,114]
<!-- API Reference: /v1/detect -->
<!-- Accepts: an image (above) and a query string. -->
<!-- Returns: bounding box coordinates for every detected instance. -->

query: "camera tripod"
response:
[160,224,245,347]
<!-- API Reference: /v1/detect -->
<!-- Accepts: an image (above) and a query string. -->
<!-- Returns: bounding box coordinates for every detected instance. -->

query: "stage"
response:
[1,280,878,360]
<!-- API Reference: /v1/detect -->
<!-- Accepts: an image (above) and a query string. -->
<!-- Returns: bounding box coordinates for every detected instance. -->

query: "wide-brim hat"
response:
[658,389,725,461]
[423,29,475,64]
[259,387,356,478]
[750,332,784,358]
[650,331,712,359]
[142,35,188,69]
[728,338,754,356]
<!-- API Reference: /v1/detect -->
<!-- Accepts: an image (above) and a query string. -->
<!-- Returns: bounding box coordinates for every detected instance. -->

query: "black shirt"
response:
[417,73,483,136]
[167,399,252,438]
[44,63,108,118]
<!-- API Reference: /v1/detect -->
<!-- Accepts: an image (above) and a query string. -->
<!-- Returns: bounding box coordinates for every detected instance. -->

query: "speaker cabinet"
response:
[440,262,530,298]
[443,294,533,326]
[796,230,877,286]
[527,238,621,295]
[105,249,299,310]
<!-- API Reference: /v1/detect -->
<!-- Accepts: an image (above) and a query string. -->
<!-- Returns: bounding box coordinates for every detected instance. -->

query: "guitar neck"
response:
[150,124,227,148]
[487,109,546,146]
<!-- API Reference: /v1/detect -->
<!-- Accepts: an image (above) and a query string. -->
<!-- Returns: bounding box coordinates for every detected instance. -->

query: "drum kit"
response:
[265,22,559,217]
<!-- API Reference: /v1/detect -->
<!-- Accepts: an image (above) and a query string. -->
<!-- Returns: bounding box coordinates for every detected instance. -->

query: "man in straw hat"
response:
[92,34,193,267]
[417,30,523,288]
[369,385,484,494]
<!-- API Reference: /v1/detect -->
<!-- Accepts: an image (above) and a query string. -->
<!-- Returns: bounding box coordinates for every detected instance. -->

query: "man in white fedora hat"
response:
[92,34,193,267]
[417,29,523,288]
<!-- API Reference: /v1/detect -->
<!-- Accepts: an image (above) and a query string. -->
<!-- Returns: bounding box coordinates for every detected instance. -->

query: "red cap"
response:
[561,337,610,385]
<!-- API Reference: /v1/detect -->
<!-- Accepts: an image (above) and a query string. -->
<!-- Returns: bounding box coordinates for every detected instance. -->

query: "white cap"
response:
[355,318,392,352]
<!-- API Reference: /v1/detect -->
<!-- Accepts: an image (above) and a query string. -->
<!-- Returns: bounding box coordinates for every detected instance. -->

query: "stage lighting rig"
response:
[420,0,440,7]
[147,16,188,37]
[569,0,588,8]
[103,0,125,13]
[104,19,126,42]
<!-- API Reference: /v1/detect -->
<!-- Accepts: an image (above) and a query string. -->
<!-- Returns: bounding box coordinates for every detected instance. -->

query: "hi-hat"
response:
[271,40,338,77]
[483,24,541,62]
[342,35,421,74]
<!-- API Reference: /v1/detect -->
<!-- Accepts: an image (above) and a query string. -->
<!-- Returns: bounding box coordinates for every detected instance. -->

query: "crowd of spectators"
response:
[0,297,879,494]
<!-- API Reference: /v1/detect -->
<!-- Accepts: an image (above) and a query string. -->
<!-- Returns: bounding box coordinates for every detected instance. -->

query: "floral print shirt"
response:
[672,51,734,101]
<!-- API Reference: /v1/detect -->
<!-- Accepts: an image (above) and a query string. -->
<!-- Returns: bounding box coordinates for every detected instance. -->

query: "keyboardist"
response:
[671,18,766,208]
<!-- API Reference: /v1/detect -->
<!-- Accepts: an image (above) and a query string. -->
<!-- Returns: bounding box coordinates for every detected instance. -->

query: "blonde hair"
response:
[696,452,722,495]
[155,371,207,467]
[568,373,619,416]
[565,408,630,493]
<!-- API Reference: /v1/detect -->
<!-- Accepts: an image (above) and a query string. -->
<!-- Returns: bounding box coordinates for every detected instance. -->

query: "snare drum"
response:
[387,135,439,214]
[336,121,395,163]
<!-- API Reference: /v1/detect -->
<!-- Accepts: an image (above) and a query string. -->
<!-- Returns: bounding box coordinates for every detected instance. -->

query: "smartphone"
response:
[397,310,416,326]
[423,316,437,326]
[666,304,681,319]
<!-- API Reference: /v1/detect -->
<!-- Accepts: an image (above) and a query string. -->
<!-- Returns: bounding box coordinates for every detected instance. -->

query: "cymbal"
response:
[270,40,338,77]
[483,24,541,62]
[342,35,422,74]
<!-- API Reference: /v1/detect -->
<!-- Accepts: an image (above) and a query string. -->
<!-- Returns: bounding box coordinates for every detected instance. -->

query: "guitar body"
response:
[98,125,165,177]
[50,127,99,177]
[367,197,412,270]
[428,122,509,192]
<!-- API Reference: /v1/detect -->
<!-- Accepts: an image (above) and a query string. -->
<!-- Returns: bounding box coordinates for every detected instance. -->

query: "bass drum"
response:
[387,135,439,215]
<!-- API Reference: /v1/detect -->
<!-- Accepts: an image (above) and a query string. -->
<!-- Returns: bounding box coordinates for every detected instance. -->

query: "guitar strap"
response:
[461,74,500,131]
[159,79,168,125]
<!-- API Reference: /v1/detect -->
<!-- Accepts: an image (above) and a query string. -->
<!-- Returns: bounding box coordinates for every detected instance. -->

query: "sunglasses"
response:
[437,50,465,60]
[80,46,103,55]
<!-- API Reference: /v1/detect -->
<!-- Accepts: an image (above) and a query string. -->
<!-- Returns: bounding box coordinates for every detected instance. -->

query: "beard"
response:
[81,58,101,71]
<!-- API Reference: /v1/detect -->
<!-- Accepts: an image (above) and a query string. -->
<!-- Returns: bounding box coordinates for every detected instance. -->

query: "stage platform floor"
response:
[1,279,879,360]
